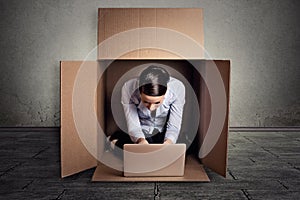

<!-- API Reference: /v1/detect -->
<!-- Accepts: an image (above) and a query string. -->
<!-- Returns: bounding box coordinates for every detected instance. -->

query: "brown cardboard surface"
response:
[199,60,230,177]
[98,8,204,59]
[92,155,209,182]
[61,59,230,180]
[60,61,98,177]
[61,7,230,181]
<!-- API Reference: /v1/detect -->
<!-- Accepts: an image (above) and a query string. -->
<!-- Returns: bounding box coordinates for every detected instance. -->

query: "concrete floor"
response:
[0,131,299,199]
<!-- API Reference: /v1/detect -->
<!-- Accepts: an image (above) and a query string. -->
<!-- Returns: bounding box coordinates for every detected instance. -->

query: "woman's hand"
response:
[137,138,149,144]
[163,138,173,145]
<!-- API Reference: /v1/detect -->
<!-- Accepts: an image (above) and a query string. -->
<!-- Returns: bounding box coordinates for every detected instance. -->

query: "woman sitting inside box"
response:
[109,65,186,149]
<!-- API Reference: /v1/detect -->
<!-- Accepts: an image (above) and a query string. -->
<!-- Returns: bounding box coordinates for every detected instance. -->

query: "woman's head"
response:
[139,65,170,111]
[139,65,170,96]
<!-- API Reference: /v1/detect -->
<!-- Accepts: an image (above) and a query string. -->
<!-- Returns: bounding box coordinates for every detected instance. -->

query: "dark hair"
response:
[139,65,170,96]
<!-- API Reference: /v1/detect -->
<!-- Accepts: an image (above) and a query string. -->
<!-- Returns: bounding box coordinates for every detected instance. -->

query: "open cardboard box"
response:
[60,8,230,182]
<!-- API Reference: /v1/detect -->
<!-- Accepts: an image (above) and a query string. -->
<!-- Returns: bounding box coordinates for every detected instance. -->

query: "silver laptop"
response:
[123,144,186,177]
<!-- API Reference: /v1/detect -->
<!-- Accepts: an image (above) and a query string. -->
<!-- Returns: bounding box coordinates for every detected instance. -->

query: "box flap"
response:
[92,154,209,182]
[98,8,204,59]
[199,60,230,177]
[60,61,98,177]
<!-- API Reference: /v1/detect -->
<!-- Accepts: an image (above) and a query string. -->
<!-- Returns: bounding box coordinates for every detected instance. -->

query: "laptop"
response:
[123,144,186,177]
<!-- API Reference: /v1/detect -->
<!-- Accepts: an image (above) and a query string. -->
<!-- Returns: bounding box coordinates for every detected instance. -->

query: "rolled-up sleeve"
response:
[121,82,144,143]
[164,81,185,144]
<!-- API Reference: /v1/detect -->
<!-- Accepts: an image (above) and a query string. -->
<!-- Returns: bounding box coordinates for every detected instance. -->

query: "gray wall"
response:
[0,0,299,127]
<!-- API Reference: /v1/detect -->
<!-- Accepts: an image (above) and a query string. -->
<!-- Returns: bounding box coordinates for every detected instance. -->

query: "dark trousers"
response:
[109,129,165,149]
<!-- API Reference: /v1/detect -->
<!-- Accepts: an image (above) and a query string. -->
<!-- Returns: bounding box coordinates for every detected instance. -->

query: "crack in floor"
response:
[33,146,50,158]
[277,180,289,190]
[261,147,279,158]
[0,162,24,178]
[227,169,238,180]
[22,180,34,190]
[56,189,66,200]
[241,189,253,200]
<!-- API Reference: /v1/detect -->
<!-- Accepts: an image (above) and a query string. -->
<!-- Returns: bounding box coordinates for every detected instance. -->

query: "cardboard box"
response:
[60,8,230,182]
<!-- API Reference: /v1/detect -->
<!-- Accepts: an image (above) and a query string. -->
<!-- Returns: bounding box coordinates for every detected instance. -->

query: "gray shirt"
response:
[121,77,185,143]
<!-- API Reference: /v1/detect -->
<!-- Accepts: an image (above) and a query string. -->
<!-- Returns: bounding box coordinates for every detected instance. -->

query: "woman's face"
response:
[140,93,165,111]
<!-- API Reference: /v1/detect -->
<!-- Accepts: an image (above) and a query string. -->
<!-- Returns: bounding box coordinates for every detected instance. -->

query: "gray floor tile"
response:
[0,131,300,199]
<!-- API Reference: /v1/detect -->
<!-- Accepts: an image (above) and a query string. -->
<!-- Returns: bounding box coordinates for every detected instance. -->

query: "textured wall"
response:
[0,0,299,127]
